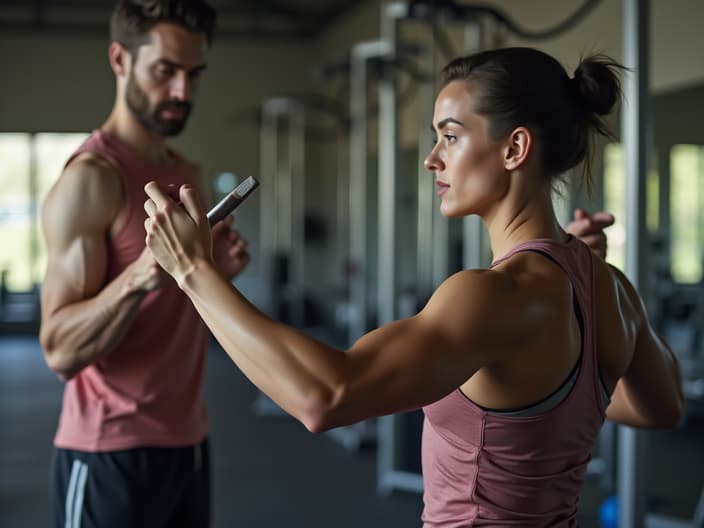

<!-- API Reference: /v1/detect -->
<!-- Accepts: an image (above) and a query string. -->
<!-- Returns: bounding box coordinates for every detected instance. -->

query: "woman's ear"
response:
[108,41,130,77]
[503,126,533,171]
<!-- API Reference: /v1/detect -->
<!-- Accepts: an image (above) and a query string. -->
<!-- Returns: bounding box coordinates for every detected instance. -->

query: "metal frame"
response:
[646,490,704,528]
[461,19,487,272]
[348,38,392,345]
[253,97,306,418]
[376,1,425,496]
[328,38,395,452]
[647,487,704,528]
[376,1,486,496]
[619,0,650,525]
[259,97,306,328]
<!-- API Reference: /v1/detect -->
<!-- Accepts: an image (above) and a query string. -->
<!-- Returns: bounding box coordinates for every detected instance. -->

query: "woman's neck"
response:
[483,178,566,260]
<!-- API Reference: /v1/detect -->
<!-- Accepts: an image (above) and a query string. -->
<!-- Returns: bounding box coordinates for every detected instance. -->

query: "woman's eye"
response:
[444,134,456,142]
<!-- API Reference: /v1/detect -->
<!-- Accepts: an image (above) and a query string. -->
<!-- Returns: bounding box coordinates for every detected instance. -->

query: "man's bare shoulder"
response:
[44,152,123,230]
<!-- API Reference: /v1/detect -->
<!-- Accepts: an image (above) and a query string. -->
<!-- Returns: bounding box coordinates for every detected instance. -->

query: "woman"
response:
[144,47,684,526]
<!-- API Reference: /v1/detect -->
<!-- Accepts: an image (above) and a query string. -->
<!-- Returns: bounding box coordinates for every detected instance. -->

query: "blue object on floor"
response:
[599,495,619,528]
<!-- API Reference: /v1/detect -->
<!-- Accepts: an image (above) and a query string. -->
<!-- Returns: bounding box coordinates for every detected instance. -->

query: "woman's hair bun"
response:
[571,54,624,116]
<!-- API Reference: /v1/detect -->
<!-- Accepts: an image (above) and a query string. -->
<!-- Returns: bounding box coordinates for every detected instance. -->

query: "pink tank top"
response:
[54,130,209,451]
[421,236,606,527]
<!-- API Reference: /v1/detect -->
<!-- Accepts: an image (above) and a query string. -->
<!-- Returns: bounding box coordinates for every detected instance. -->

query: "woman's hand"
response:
[143,181,213,286]
[566,208,615,259]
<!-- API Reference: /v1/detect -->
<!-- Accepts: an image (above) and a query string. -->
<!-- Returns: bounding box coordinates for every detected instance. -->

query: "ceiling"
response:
[0,0,363,40]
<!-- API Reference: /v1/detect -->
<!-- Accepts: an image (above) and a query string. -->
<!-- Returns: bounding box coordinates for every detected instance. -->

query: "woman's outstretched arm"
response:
[143,182,525,432]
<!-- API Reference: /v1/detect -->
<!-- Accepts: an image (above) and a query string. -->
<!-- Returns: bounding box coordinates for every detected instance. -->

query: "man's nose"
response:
[169,73,190,101]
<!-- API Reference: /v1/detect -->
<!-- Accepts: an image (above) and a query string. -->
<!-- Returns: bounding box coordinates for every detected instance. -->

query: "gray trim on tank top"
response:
[484,364,611,418]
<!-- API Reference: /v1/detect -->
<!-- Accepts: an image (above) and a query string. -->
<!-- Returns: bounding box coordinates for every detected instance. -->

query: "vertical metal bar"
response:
[349,43,371,344]
[260,105,278,316]
[260,98,306,327]
[28,134,38,286]
[619,0,649,526]
[416,38,434,300]
[461,21,484,270]
[377,65,397,326]
[289,101,306,328]
[376,4,402,494]
[253,99,306,417]
[376,2,425,497]
[336,135,350,324]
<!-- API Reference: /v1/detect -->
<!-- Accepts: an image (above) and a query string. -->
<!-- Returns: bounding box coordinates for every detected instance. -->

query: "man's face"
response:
[125,22,208,136]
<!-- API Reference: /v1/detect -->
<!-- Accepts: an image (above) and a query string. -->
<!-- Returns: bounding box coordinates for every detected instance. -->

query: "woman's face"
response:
[424,80,508,218]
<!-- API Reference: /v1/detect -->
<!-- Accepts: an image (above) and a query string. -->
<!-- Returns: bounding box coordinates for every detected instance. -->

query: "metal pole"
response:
[288,100,306,329]
[349,39,392,345]
[336,135,350,327]
[260,104,278,317]
[28,135,38,287]
[619,0,649,526]
[253,98,306,417]
[377,8,401,329]
[416,39,434,301]
[461,20,485,271]
[377,2,404,495]
[376,1,425,496]
[260,97,306,326]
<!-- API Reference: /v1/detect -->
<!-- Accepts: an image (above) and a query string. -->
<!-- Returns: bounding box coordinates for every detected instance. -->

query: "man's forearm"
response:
[41,271,150,380]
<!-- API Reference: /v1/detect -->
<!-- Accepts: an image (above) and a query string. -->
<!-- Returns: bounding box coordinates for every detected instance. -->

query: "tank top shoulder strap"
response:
[491,237,606,413]
[490,236,593,306]
[65,129,126,169]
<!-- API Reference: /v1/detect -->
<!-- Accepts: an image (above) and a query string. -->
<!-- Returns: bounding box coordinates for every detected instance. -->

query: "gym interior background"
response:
[1,0,703,526]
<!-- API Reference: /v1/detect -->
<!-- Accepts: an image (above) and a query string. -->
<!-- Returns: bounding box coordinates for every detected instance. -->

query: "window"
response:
[602,143,659,272]
[670,145,704,283]
[603,142,704,284]
[0,132,88,292]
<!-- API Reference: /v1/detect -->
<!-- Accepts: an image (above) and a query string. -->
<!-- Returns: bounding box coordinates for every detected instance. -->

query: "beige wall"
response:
[2,0,701,178]
[1,0,702,313]
[490,0,704,93]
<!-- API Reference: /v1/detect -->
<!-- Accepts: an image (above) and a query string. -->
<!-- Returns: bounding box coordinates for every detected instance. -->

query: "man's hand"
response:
[124,246,166,294]
[212,215,250,280]
[566,208,615,259]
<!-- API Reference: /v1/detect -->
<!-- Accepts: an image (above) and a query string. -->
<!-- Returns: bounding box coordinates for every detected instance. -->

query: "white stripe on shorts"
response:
[65,459,88,528]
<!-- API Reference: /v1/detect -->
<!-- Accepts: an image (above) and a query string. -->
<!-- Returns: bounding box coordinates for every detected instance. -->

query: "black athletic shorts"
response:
[49,438,210,528]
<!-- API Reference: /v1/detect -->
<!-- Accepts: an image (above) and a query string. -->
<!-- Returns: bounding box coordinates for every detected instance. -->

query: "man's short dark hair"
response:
[110,0,216,53]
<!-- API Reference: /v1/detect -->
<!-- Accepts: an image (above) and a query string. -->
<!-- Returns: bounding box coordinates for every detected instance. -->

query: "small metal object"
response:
[206,176,259,226]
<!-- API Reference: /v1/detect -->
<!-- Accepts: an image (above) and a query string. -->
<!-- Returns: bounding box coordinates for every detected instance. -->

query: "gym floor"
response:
[1,335,702,527]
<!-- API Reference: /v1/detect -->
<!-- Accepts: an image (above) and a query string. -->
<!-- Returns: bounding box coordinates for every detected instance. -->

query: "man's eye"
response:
[155,67,174,79]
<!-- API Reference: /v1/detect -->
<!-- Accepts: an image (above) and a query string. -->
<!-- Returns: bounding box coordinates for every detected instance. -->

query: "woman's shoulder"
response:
[443,255,573,325]
[428,264,552,326]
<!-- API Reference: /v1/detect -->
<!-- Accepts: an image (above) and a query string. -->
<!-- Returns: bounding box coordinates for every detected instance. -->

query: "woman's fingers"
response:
[179,184,205,225]
[144,198,154,217]
[144,181,174,210]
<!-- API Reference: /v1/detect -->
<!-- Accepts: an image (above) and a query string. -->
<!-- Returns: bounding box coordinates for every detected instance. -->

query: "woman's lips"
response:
[436,180,449,196]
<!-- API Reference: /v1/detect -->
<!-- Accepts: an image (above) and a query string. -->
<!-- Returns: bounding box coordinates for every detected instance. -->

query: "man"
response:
[39,1,247,526]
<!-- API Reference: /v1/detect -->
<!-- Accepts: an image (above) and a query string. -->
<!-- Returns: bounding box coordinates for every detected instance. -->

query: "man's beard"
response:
[125,75,192,137]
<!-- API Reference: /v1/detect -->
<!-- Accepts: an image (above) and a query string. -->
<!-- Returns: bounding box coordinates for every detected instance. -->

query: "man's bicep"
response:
[40,164,116,313]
